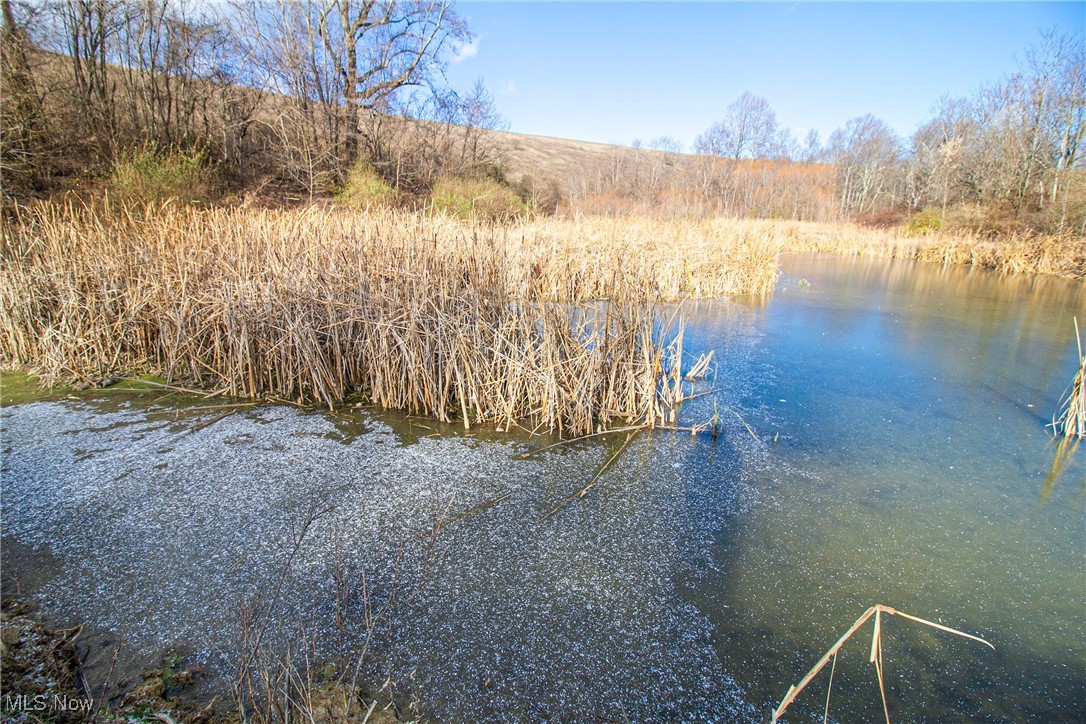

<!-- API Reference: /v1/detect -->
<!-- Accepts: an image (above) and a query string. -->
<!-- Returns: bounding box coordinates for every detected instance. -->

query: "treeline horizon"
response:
[566,29,1084,233]
[1,1,1083,235]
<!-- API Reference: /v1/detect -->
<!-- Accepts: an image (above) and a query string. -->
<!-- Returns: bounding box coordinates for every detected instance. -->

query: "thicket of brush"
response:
[0,202,780,435]
[429,175,529,222]
[108,145,220,207]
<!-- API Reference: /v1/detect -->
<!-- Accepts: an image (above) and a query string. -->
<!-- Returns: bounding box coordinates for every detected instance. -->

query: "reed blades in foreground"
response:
[771,603,994,724]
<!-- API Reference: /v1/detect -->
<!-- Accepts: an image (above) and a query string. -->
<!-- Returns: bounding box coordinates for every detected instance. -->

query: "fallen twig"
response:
[540,431,638,521]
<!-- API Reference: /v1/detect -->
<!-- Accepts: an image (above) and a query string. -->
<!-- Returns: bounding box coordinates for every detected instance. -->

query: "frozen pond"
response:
[2,253,1084,720]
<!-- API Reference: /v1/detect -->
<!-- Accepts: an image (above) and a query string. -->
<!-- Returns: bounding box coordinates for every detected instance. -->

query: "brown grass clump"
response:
[0,203,779,435]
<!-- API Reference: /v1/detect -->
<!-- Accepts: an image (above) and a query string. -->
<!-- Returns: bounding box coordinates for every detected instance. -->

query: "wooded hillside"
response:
[1,2,1082,234]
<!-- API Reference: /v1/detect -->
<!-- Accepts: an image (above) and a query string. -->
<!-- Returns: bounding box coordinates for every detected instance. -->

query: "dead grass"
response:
[515,215,782,298]
[5,200,1072,436]
[0,202,782,436]
[778,221,1086,280]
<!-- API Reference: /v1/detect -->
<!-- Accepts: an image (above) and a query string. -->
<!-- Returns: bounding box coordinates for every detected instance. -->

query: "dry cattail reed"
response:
[0,201,780,435]
[1051,319,1085,439]
[778,220,1085,280]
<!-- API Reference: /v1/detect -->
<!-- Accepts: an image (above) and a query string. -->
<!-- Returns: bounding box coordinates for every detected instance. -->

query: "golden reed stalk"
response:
[0,201,780,435]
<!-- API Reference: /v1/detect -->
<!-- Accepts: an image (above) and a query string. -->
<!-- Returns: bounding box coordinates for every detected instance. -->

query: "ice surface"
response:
[1,298,773,720]
[2,389,764,721]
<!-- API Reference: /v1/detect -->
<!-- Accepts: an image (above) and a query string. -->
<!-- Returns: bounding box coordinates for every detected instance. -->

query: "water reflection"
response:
[679,254,1086,720]
[1043,436,1083,503]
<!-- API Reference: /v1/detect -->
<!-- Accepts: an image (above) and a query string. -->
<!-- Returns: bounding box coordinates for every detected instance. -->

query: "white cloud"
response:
[500,79,518,97]
[451,38,480,63]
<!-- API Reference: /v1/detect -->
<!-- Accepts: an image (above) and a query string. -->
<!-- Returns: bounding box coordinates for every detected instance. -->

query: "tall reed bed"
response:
[0,203,780,435]
[517,215,782,298]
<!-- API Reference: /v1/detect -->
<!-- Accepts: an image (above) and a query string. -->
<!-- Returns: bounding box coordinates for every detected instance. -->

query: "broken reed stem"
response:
[1050,318,1085,439]
[1,202,781,435]
[724,404,761,442]
[540,430,638,521]
[823,652,837,724]
[515,424,651,458]
[772,604,994,723]
[685,349,715,380]
[445,491,515,526]
[872,609,891,724]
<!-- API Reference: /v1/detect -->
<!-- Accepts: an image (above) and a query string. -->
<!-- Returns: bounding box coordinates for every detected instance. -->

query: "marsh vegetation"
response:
[1050,319,1086,439]
[0,201,785,434]
[1,2,1083,721]
[2,254,1082,722]
[3,197,1082,436]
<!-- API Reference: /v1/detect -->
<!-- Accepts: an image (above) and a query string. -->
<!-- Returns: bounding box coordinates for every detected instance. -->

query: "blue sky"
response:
[442,2,1085,150]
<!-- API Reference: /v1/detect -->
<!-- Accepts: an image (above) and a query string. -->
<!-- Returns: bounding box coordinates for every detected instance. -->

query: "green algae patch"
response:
[0,372,70,407]
[0,371,195,409]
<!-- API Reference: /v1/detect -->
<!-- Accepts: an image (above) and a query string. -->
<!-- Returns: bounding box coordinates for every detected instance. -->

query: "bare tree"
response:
[695,92,783,160]
[454,78,507,171]
[47,0,126,150]
[909,96,974,216]
[234,0,466,188]
[113,0,231,148]
[647,136,682,154]
[315,0,468,167]
[798,129,824,164]
[203,15,264,172]
[639,136,681,197]
[1032,31,1085,229]
[1,0,45,180]
[828,114,901,215]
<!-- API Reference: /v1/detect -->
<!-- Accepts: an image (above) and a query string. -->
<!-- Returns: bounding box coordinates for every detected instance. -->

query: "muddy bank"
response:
[0,583,407,723]
[0,589,210,722]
